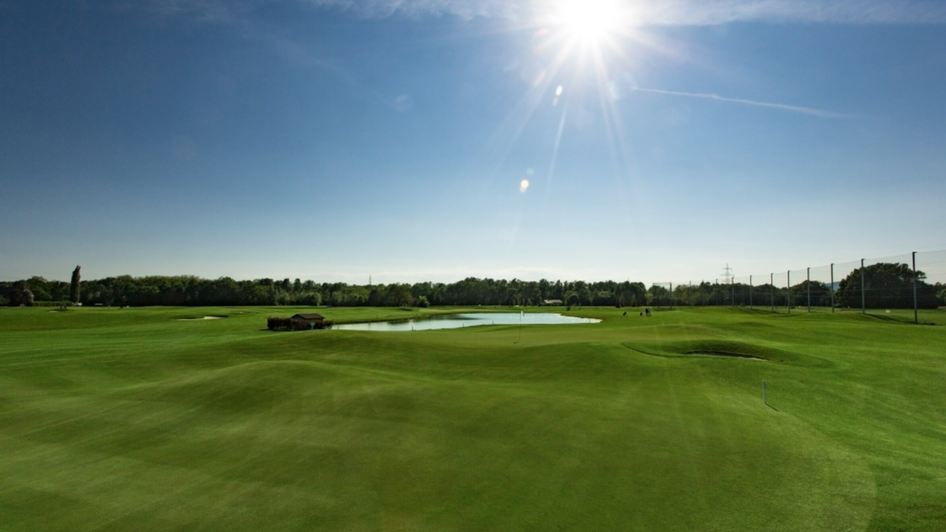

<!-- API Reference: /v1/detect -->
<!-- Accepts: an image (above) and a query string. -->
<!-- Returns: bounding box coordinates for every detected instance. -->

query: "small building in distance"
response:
[291,313,325,330]
[542,299,564,306]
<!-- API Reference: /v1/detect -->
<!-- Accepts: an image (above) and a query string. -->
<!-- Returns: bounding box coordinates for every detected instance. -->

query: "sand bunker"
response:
[683,351,766,361]
[175,316,226,321]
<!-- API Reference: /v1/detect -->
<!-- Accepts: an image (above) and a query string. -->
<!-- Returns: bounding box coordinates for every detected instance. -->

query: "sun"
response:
[554,0,624,43]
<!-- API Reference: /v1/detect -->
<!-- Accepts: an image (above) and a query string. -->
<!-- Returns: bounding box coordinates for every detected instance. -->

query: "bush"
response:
[267,317,292,331]
[417,296,430,308]
[290,319,311,331]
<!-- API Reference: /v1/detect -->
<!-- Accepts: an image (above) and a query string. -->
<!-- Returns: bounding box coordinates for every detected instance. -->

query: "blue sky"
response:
[2,0,945,284]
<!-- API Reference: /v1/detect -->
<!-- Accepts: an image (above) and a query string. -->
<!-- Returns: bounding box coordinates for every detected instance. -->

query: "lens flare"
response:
[519,179,530,193]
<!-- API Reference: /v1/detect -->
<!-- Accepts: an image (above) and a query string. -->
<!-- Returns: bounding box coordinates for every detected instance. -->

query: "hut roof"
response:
[291,313,325,321]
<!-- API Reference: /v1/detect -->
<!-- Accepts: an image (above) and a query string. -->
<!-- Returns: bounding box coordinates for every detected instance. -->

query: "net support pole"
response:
[912,251,919,324]
[670,282,673,310]
[861,259,866,315]
[785,270,792,314]
[807,267,811,313]
[750,275,753,310]
[770,273,774,313]
[830,263,835,314]
[731,277,734,308]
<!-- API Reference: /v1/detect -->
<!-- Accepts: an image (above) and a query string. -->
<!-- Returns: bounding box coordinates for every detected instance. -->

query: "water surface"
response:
[335,312,599,331]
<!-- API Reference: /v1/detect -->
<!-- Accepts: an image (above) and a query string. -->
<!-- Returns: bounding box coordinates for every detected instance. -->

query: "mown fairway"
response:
[1,306,945,531]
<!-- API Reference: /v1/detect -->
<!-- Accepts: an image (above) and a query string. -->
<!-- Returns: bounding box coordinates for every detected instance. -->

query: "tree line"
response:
[1,263,943,309]
[652,263,943,310]
[0,274,649,308]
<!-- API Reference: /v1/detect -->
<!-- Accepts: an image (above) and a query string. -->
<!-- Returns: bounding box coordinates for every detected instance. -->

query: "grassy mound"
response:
[1,306,944,530]
[627,339,782,360]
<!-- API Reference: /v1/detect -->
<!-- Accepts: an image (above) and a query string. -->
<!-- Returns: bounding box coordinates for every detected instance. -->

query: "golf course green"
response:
[1,306,944,531]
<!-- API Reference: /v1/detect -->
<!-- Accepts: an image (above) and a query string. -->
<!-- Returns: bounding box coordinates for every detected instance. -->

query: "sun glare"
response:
[555,0,624,42]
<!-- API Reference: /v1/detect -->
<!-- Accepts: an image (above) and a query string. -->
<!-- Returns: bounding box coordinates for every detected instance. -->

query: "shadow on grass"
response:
[854,313,939,326]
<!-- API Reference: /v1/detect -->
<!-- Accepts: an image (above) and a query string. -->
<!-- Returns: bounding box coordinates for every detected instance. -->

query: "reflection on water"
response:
[334,312,599,331]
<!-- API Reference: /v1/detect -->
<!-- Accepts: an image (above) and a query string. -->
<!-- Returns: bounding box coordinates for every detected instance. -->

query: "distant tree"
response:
[25,276,51,301]
[0,295,8,306]
[109,275,133,306]
[416,295,430,308]
[552,280,564,300]
[614,281,646,307]
[10,283,34,306]
[563,290,579,308]
[385,283,414,307]
[363,288,382,307]
[578,285,593,307]
[836,262,939,309]
[46,280,68,301]
[411,282,432,300]
[293,278,302,292]
[297,291,322,306]
[789,280,831,308]
[671,283,696,307]
[70,266,81,304]
[537,279,551,301]
[648,284,671,306]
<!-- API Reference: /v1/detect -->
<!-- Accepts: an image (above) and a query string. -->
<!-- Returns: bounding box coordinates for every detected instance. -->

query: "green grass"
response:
[1,305,945,531]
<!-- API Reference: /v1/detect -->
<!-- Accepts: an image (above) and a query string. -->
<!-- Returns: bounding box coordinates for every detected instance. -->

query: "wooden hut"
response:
[291,313,325,330]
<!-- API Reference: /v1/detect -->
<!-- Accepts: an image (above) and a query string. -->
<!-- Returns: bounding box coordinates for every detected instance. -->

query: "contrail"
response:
[544,103,569,207]
[630,86,845,118]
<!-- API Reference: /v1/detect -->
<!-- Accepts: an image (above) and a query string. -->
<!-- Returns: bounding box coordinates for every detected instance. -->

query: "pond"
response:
[334,312,600,331]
